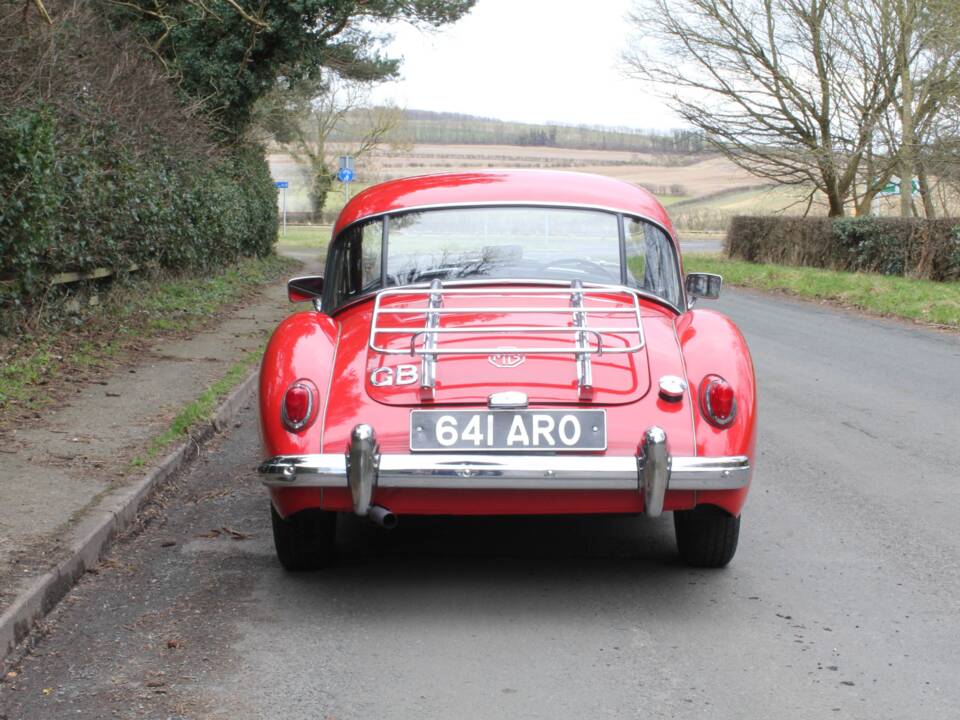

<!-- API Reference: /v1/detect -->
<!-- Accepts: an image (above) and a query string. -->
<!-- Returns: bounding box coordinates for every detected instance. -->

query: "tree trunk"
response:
[858,142,877,216]
[309,159,332,218]
[856,189,879,217]
[898,17,914,218]
[826,184,845,217]
[916,162,936,219]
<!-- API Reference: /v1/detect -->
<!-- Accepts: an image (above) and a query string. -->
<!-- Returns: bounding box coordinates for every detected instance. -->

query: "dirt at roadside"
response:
[0,250,320,615]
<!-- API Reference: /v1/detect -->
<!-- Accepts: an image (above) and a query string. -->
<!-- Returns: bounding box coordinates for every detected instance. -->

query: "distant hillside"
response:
[333,109,706,155]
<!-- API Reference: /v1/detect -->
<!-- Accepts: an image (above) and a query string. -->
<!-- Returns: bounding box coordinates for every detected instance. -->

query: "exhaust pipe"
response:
[368,505,398,529]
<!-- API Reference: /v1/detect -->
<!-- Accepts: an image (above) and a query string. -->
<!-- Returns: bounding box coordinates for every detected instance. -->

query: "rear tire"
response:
[270,504,337,571]
[674,505,740,568]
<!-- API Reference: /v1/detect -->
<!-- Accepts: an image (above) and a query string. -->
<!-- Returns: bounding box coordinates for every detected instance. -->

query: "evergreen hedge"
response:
[727,216,960,281]
[0,106,277,311]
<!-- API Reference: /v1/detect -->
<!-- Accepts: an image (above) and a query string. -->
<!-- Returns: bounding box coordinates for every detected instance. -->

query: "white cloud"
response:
[369,0,682,130]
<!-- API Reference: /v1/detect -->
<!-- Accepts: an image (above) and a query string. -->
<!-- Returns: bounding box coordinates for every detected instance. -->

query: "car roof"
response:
[332,169,676,239]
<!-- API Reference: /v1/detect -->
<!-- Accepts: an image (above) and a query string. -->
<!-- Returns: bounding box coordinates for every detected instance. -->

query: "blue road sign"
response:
[337,168,355,183]
[274,180,289,189]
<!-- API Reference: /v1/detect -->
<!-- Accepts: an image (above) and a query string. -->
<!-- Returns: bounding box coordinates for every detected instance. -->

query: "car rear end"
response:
[260,281,752,543]
[258,173,755,569]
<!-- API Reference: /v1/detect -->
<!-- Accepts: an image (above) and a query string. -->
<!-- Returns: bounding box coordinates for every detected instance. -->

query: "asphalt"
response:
[0,269,308,611]
[1,289,959,719]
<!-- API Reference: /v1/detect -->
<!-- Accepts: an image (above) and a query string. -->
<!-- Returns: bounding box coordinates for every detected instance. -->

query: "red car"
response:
[258,170,756,570]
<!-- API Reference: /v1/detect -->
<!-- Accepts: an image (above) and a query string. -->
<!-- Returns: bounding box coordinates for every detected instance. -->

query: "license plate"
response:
[410,410,606,452]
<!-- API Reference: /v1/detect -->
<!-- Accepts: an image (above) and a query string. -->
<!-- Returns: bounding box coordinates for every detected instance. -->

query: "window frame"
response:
[323,203,687,315]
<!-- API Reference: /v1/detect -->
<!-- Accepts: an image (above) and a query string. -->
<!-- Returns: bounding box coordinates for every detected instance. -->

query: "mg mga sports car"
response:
[258,170,756,570]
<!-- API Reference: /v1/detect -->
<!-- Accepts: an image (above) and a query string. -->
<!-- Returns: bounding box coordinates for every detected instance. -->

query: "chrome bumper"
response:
[258,424,750,519]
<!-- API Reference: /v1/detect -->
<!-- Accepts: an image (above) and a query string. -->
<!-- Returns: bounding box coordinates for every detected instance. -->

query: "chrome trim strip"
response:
[332,278,682,318]
[376,306,640,314]
[280,381,315,432]
[373,284,646,295]
[702,377,738,427]
[488,391,528,409]
[570,280,593,400]
[419,279,442,400]
[318,321,342,453]
[669,455,751,489]
[258,452,750,491]
[379,454,633,489]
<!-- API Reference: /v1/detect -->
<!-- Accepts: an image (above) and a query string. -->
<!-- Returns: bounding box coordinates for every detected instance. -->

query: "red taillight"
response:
[700,375,737,428]
[282,380,316,431]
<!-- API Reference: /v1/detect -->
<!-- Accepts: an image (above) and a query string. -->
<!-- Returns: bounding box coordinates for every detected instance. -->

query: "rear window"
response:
[326,206,682,310]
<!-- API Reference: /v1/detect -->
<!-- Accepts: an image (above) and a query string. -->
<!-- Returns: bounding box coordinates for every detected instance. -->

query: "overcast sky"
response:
[369,0,683,131]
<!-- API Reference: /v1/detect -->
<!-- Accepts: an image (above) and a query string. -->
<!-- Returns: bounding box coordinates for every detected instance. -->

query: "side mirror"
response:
[287,275,324,307]
[685,273,722,308]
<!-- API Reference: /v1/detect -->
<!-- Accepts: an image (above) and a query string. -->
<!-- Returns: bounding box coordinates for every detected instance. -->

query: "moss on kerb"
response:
[129,348,264,469]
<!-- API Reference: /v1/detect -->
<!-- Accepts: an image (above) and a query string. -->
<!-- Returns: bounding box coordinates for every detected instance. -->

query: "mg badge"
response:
[488,347,525,369]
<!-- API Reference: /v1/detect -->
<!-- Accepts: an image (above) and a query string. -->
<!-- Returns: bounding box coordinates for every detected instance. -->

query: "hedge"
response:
[726,216,960,281]
[0,106,277,314]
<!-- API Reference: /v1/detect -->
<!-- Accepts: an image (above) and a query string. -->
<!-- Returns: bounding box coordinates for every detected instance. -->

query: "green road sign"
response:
[877,177,920,197]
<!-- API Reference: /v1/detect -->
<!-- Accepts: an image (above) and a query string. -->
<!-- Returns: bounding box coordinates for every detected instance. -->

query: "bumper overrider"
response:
[258,424,751,519]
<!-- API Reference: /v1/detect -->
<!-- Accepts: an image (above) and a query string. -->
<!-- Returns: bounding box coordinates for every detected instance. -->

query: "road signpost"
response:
[275,180,289,235]
[338,156,355,205]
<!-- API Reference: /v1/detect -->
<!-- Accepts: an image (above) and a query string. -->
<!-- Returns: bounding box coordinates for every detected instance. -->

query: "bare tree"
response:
[624,0,898,216]
[257,74,407,215]
[885,0,960,217]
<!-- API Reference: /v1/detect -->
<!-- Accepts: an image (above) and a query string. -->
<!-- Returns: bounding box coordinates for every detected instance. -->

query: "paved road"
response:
[679,237,724,253]
[2,290,958,720]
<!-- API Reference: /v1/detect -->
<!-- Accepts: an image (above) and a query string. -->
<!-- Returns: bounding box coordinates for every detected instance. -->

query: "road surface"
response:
[2,289,958,720]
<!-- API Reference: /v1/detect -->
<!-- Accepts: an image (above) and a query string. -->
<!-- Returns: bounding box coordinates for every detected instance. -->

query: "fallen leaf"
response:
[197,529,221,539]
[145,681,165,688]
[160,541,176,548]
[222,526,250,540]
[190,489,229,504]
[42,687,53,695]
[166,639,182,649]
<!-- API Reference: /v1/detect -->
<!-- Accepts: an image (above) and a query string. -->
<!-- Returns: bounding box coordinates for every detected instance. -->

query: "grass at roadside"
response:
[275,224,332,249]
[684,254,960,328]
[0,254,299,422]
[132,255,299,333]
[130,347,263,468]
[655,194,689,207]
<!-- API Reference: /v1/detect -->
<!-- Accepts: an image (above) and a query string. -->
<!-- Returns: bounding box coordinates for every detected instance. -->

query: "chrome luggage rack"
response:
[369,280,645,400]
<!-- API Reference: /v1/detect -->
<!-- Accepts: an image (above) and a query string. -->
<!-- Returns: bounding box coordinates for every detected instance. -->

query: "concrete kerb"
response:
[0,367,260,664]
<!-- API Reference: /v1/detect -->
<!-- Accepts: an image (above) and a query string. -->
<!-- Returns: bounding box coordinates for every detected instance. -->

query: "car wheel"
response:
[673,505,740,568]
[270,503,337,571]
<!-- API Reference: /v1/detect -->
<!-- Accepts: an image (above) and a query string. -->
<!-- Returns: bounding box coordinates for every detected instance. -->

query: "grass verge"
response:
[0,254,298,423]
[130,347,262,468]
[685,254,960,328]
[275,224,333,249]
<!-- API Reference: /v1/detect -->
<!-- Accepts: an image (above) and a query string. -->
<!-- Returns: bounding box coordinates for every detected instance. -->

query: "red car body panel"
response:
[261,171,755,522]
[677,309,757,515]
